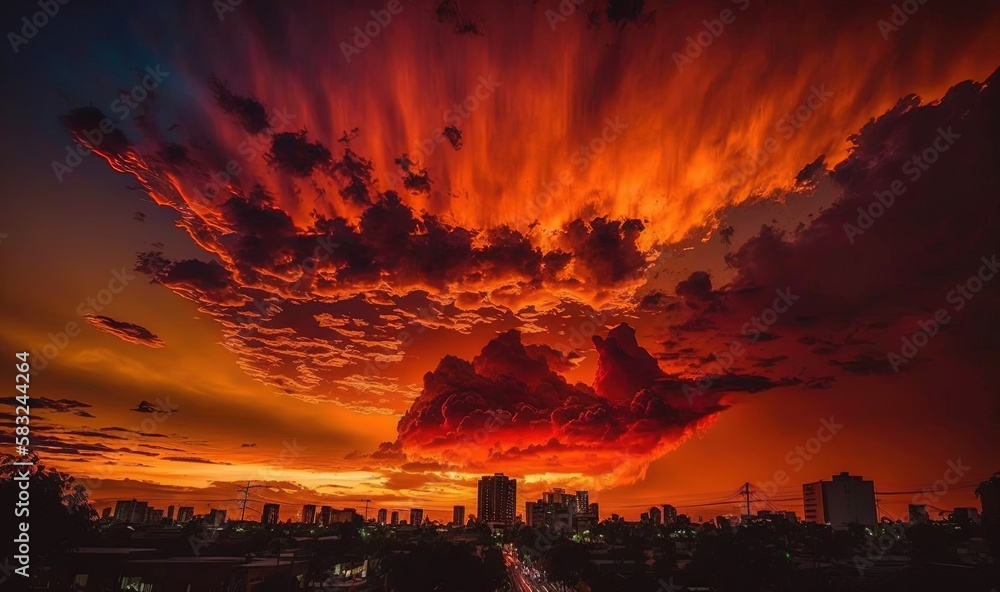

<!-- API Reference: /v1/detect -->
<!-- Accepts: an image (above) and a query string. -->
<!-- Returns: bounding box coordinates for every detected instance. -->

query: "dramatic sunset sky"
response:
[1,0,998,523]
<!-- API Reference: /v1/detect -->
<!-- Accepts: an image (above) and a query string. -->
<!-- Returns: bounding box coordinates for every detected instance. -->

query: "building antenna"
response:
[360,499,372,521]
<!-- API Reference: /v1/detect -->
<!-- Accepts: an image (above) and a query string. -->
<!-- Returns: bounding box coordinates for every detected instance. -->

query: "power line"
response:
[236,481,270,521]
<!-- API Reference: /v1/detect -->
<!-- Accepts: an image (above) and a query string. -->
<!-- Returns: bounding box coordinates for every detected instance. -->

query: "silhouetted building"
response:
[525,502,536,527]
[662,505,677,524]
[329,508,358,524]
[377,508,388,524]
[302,504,316,524]
[208,509,226,525]
[147,508,164,523]
[319,506,332,526]
[951,507,982,525]
[530,488,595,532]
[113,500,134,522]
[649,506,662,525]
[410,508,424,526]
[803,472,877,528]
[909,504,929,524]
[166,505,175,521]
[114,499,148,523]
[262,504,280,525]
[177,506,194,523]
[575,491,589,514]
[390,511,399,525]
[478,473,517,525]
[589,503,600,520]
[453,505,465,526]
[131,502,149,523]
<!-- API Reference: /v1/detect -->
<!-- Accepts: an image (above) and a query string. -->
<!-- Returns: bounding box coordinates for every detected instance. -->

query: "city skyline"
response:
[94,468,991,527]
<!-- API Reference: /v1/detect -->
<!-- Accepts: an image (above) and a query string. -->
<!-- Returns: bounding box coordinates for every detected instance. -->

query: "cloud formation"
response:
[381,324,791,488]
[84,315,164,348]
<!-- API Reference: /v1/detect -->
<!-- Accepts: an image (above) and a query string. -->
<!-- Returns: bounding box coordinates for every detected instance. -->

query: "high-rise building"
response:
[453,505,465,526]
[262,503,280,525]
[410,508,424,526]
[662,505,677,524]
[329,508,358,523]
[803,472,877,528]
[530,488,595,532]
[208,509,226,525]
[131,501,149,523]
[649,506,662,525]
[147,508,164,523]
[478,473,517,525]
[319,506,332,526]
[589,503,600,520]
[390,511,399,525]
[166,505,175,521]
[302,504,317,524]
[525,502,536,527]
[177,506,195,523]
[377,508,388,524]
[113,500,134,522]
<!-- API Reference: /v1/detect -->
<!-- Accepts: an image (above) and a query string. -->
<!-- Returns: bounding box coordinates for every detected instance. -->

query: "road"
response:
[503,551,566,592]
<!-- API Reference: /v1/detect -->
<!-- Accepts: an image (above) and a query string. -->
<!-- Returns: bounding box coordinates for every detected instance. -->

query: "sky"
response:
[0,0,998,524]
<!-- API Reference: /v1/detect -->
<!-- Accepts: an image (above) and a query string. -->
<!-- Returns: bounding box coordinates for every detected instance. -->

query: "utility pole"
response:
[236,481,269,521]
[743,482,751,517]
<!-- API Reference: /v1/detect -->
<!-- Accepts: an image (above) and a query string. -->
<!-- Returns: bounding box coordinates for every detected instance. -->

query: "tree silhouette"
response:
[0,453,96,590]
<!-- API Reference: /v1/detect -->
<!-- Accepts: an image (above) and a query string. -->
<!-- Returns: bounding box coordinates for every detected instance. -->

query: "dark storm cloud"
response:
[84,315,164,348]
[668,68,1000,375]
[161,456,232,465]
[209,76,271,134]
[131,400,172,413]
[266,130,333,177]
[0,396,91,414]
[136,252,247,306]
[561,217,648,287]
[60,106,131,156]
